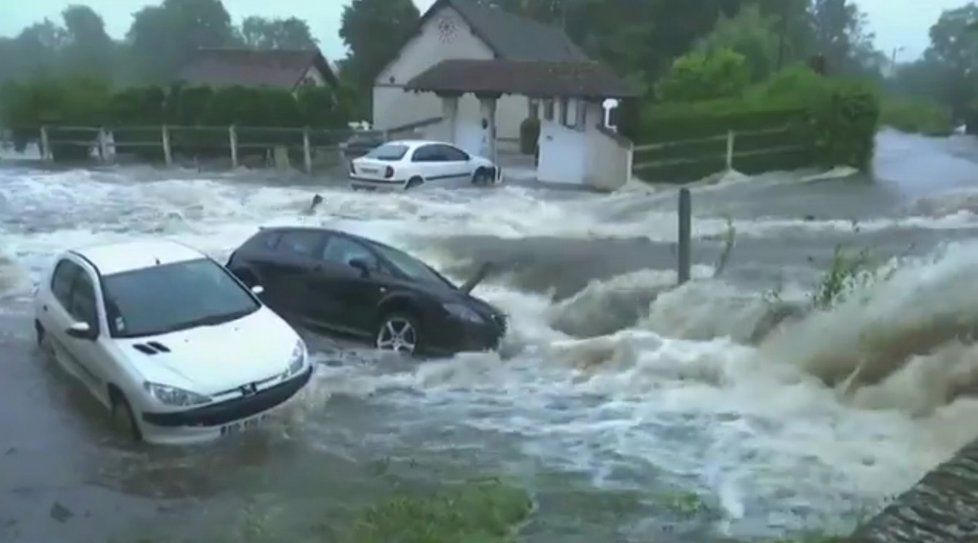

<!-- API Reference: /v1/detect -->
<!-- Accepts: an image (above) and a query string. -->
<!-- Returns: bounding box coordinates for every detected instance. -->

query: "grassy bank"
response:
[880,97,953,136]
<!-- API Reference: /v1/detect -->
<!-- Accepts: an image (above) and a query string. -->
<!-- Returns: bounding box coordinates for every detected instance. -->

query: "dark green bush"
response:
[809,82,879,169]
[297,86,350,128]
[519,117,540,155]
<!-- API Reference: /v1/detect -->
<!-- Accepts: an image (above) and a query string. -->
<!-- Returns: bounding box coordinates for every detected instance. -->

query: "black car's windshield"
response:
[365,143,408,161]
[373,244,456,289]
[102,258,259,338]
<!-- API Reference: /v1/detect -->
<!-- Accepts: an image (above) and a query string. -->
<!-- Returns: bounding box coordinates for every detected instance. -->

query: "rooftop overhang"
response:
[404,59,641,100]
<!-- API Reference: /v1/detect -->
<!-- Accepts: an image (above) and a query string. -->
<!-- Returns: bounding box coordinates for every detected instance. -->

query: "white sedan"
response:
[33,239,313,446]
[348,139,502,191]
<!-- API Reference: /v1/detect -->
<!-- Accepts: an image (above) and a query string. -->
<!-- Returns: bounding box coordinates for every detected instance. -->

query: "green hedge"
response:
[0,77,354,162]
[635,66,880,182]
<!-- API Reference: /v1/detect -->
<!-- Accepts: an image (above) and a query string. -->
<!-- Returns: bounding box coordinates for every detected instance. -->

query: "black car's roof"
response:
[258,226,405,254]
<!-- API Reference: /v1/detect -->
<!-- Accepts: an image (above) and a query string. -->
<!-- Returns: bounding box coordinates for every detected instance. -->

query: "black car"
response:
[226,227,506,356]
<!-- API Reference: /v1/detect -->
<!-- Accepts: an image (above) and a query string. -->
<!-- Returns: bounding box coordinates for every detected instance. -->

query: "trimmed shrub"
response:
[519,117,540,155]
[809,82,879,169]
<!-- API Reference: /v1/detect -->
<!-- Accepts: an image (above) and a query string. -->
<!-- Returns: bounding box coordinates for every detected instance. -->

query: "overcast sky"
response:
[0,0,969,63]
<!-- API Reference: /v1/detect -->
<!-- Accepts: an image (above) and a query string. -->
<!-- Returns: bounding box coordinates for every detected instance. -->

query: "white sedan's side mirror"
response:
[66,321,95,340]
[251,285,265,296]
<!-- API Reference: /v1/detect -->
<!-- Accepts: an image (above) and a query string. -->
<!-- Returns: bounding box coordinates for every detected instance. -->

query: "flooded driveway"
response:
[3,129,978,542]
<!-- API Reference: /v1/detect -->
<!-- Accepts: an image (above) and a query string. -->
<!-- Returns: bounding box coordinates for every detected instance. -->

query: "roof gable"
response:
[179,48,338,90]
[446,0,588,62]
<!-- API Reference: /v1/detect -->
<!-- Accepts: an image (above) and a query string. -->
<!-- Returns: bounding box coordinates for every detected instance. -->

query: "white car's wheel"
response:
[376,313,420,355]
[110,390,142,442]
[405,177,424,190]
[472,168,493,186]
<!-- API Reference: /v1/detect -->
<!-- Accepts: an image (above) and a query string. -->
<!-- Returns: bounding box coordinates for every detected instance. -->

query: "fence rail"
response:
[632,124,813,182]
[3,124,391,174]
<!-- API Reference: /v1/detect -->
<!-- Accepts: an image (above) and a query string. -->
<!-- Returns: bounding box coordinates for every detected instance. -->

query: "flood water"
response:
[3,129,978,542]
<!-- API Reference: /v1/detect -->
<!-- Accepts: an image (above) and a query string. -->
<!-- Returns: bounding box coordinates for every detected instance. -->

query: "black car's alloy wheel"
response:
[376,314,419,355]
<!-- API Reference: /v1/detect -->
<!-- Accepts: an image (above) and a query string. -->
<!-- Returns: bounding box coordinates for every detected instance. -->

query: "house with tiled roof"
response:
[375,0,638,191]
[179,48,338,93]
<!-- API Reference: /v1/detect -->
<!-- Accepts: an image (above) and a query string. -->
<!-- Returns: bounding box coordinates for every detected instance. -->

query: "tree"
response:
[127,0,237,83]
[914,4,978,118]
[811,0,881,77]
[658,48,750,101]
[697,4,781,81]
[60,5,116,79]
[241,16,318,50]
[339,0,420,89]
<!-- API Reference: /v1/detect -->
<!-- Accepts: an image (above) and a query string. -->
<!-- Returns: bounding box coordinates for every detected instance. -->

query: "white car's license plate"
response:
[220,413,269,436]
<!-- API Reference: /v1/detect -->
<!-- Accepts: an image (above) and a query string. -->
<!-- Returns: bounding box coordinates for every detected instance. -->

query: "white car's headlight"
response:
[286,340,307,377]
[144,382,211,407]
[443,303,484,324]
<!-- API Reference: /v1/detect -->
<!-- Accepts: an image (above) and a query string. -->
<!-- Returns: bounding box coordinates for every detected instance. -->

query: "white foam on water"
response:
[5,164,978,538]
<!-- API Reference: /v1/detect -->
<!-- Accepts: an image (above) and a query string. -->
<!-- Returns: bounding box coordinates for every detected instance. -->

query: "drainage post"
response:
[678,188,692,285]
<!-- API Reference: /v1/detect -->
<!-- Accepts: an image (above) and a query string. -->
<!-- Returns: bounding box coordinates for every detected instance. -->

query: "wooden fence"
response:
[632,124,813,183]
[2,124,391,174]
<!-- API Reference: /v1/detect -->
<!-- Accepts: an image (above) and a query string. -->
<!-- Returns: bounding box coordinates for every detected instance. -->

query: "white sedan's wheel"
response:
[376,314,419,355]
[111,393,142,442]
[472,168,493,186]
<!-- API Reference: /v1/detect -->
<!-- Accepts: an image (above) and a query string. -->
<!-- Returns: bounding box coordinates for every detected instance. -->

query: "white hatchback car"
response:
[349,140,502,191]
[33,240,312,445]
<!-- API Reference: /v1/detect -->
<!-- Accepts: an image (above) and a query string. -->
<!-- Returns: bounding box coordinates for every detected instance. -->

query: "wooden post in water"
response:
[726,130,736,171]
[40,126,50,160]
[229,125,239,169]
[162,125,173,167]
[303,127,313,174]
[97,127,108,162]
[678,188,692,285]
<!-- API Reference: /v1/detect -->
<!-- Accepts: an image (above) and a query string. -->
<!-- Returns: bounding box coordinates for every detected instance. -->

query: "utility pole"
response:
[777,1,788,71]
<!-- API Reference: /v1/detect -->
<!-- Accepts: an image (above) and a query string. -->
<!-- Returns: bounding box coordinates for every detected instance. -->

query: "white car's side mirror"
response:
[251,285,265,296]
[66,321,95,340]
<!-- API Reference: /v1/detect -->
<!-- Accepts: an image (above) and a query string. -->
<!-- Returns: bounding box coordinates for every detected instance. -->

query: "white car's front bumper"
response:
[137,366,313,446]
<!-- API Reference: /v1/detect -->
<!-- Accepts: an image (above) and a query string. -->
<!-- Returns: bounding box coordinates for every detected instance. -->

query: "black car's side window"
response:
[321,237,380,272]
[277,231,322,258]
[51,260,80,308]
[69,272,99,332]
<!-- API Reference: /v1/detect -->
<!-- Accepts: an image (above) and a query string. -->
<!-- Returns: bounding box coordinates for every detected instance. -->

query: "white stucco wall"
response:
[373,6,494,132]
[538,100,632,190]
[300,65,328,87]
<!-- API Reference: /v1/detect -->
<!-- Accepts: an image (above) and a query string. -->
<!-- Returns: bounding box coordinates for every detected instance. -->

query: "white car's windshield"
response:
[372,243,456,289]
[365,143,408,161]
[102,258,259,338]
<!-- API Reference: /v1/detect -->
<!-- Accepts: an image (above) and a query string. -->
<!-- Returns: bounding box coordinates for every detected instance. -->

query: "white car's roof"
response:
[383,140,452,148]
[72,240,207,276]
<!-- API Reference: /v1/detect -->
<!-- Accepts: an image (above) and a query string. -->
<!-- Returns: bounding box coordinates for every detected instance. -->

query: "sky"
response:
[0,0,969,63]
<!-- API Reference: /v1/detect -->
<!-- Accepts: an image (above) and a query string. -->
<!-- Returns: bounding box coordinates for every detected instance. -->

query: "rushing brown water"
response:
[3,130,978,542]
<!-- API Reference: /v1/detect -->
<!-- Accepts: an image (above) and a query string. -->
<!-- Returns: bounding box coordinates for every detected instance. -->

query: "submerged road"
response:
[2,130,978,542]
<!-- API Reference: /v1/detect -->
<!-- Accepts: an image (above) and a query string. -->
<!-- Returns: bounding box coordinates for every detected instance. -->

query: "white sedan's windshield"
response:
[102,259,259,338]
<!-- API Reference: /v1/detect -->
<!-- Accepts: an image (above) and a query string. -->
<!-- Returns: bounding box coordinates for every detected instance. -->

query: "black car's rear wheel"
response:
[376,313,420,355]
